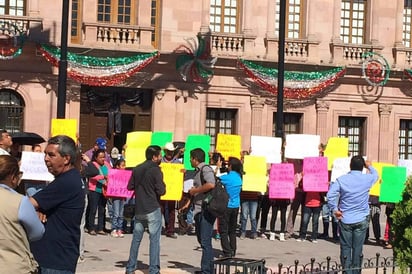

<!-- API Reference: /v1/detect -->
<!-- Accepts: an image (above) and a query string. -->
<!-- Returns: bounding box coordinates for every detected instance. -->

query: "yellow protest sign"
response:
[125,131,152,167]
[216,133,241,161]
[51,119,77,142]
[369,162,394,196]
[160,163,184,201]
[242,155,267,192]
[324,137,349,170]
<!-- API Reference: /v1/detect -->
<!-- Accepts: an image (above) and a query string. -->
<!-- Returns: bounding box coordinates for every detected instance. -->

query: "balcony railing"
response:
[82,22,155,50]
[0,15,43,37]
[393,46,412,69]
[330,42,384,66]
[210,32,245,56]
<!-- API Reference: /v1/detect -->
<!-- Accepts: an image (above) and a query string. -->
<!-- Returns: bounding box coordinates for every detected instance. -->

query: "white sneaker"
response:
[279,233,285,241]
[110,230,119,238]
[117,230,124,238]
[269,232,275,241]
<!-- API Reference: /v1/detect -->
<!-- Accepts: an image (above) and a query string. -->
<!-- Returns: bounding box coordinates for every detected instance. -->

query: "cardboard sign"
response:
[20,151,54,181]
[302,157,329,192]
[51,118,77,142]
[216,133,241,161]
[369,162,394,196]
[379,166,407,203]
[151,131,173,148]
[106,169,134,198]
[125,131,152,167]
[183,134,211,170]
[160,163,184,201]
[324,137,349,170]
[250,135,282,163]
[285,134,320,159]
[269,163,295,199]
[242,155,267,192]
[397,159,412,177]
[330,157,351,182]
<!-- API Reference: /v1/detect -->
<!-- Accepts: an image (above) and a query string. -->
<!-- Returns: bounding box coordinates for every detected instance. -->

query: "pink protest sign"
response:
[269,163,295,199]
[302,157,329,192]
[106,169,134,198]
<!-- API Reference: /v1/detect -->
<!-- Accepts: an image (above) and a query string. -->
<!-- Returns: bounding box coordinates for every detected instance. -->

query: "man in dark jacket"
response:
[125,145,166,274]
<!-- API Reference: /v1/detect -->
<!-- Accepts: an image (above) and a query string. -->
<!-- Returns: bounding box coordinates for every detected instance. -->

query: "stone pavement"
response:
[76,229,393,274]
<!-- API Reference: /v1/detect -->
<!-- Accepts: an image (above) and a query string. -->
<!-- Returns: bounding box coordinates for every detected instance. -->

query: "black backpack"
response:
[200,165,229,218]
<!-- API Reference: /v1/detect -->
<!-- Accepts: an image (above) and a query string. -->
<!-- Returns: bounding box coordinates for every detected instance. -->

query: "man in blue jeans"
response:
[188,148,216,274]
[327,156,378,274]
[125,145,166,274]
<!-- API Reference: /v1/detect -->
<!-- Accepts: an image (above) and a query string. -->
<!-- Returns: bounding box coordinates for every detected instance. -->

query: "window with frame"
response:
[210,0,239,33]
[97,0,133,25]
[0,0,25,15]
[403,0,412,47]
[151,0,160,47]
[206,108,237,150]
[399,119,412,159]
[71,0,82,43]
[338,116,365,156]
[0,89,24,133]
[275,0,304,39]
[272,113,302,136]
[340,0,366,44]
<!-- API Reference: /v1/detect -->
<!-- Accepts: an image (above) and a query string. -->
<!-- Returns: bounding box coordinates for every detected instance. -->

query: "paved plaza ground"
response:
[76,212,394,274]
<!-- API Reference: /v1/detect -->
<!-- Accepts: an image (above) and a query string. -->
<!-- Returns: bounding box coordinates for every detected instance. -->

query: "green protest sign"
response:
[151,131,173,147]
[183,134,211,170]
[380,166,407,203]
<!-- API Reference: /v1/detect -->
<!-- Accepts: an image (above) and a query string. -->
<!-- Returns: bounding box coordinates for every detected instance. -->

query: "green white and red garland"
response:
[174,35,217,83]
[361,52,390,86]
[403,69,412,81]
[38,44,158,86]
[238,59,346,99]
[0,21,26,60]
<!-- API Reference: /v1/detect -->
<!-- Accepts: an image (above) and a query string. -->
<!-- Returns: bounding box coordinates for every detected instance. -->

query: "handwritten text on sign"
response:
[269,163,295,199]
[106,169,134,198]
[302,157,329,192]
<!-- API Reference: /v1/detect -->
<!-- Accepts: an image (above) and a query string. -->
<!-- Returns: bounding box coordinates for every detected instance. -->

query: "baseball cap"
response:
[95,137,107,150]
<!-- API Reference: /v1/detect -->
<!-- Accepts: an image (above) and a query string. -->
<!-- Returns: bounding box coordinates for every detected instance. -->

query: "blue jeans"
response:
[126,208,162,274]
[39,268,74,274]
[111,198,125,230]
[240,200,258,234]
[299,206,321,240]
[339,217,369,274]
[194,209,216,274]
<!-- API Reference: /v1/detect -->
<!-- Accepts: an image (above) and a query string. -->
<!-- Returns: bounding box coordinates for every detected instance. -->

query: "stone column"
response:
[200,0,211,34]
[265,0,277,59]
[243,0,253,35]
[370,0,380,45]
[316,100,330,144]
[395,0,404,46]
[28,0,40,16]
[378,104,393,163]
[250,96,266,136]
[331,0,342,43]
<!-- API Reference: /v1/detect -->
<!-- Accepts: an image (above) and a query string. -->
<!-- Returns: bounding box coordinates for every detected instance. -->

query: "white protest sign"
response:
[284,134,320,159]
[398,159,412,177]
[250,135,282,163]
[20,151,54,181]
[330,157,351,182]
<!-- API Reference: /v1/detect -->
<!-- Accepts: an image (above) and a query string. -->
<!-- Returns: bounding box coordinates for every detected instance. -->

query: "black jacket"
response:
[127,160,166,215]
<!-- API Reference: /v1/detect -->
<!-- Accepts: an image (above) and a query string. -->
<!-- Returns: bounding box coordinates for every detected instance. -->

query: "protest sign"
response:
[269,163,295,199]
[20,151,54,181]
[183,134,211,170]
[324,137,349,170]
[216,133,241,161]
[250,135,282,163]
[330,157,351,182]
[380,166,407,203]
[151,131,173,148]
[369,162,394,196]
[302,156,329,192]
[242,155,267,192]
[106,169,134,198]
[397,159,412,177]
[285,134,320,159]
[51,118,77,142]
[125,131,152,167]
[160,163,184,200]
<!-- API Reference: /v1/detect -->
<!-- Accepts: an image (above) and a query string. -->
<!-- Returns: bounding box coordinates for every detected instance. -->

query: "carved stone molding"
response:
[316,100,330,111]
[378,104,392,115]
[250,95,266,108]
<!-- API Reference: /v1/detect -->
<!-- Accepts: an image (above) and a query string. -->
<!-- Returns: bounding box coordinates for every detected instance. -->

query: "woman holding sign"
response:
[87,149,112,235]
